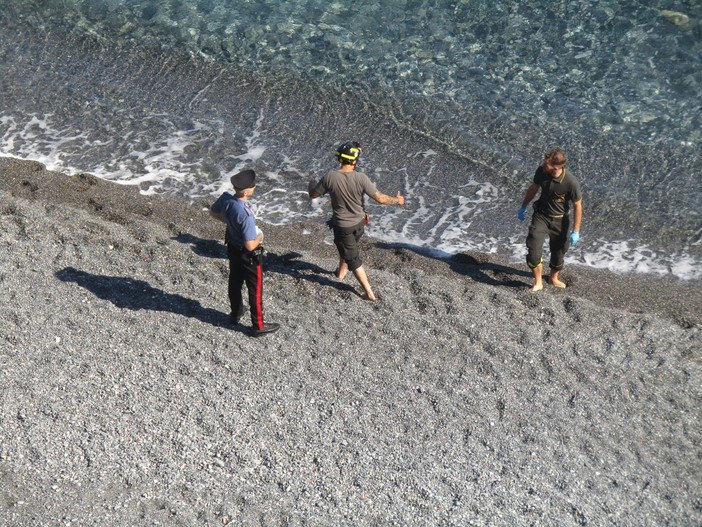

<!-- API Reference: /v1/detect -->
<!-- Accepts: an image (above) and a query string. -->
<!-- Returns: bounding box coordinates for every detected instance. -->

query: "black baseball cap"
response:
[230,169,256,189]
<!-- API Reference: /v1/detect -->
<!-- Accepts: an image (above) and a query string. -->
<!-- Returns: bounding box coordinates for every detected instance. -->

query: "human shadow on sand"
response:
[375,242,531,288]
[171,233,227,259]
[55,266,242,331]
[265,251,361,296]
[173,233,359,296]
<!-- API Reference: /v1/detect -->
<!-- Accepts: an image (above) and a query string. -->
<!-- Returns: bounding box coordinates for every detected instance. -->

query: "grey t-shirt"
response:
[313,169,378,228]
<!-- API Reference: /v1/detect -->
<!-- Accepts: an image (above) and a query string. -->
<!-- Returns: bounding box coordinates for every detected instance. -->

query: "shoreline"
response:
[1,156,700,525]
[2,156,699,328]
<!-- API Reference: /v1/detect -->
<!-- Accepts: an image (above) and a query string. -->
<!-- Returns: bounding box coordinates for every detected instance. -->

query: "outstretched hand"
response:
[396,192,405,206]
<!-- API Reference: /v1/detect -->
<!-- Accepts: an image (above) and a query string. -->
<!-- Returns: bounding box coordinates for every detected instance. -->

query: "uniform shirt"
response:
[210,192,257,247]
[533,166,582,217]
[313,169,377,228]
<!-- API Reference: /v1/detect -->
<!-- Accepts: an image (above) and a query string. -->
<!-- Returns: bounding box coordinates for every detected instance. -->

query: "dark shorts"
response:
[526,212,570,270]
[333,220,365,272]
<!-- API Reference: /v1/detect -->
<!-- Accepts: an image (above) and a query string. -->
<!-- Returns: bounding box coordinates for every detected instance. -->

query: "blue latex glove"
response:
[569,231,580,245]
[518,206,527,222]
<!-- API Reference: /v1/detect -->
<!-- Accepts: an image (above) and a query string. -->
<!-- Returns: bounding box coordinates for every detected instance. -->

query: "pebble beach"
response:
[1,156,700,526]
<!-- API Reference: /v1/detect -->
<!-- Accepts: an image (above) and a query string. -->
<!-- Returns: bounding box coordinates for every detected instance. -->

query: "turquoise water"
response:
[1,1,700,278]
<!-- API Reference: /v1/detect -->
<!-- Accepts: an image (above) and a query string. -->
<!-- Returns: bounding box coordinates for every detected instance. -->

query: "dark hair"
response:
[544,148,567,166]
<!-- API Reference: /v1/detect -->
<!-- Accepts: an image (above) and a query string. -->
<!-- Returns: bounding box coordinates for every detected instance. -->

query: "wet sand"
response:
[1,156,700,526]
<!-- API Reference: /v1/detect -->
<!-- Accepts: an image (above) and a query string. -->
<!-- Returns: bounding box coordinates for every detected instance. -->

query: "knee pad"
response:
[527,256,543,269]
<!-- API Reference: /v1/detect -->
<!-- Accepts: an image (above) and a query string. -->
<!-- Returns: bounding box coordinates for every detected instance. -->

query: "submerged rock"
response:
[660,10,691,29]
[141,4,157,21]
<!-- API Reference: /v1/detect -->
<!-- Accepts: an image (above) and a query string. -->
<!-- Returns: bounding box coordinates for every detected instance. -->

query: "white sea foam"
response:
[507,237,701,280]
[574,240,702,280]
[0,114,96,178]
[1,109,700,281]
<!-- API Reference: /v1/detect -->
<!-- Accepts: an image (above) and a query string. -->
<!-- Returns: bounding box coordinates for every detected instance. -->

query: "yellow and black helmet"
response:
[335,141,361,165]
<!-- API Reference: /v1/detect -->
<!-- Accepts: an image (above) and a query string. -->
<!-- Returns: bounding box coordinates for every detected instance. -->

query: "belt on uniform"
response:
[548,214,564,218]
[227,242,246,252]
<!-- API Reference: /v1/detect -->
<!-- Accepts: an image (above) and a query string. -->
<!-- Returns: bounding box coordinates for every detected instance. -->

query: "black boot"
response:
[252,323,280,337]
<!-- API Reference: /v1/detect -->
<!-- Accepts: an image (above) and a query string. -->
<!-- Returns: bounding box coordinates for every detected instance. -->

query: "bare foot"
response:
[548,276,566,288]
[335,267,347,280]
[362,292,377,301]
[529,282,544,292]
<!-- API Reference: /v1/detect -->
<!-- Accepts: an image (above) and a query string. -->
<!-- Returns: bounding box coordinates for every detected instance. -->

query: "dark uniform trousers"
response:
[526,212,571,271]
[227,244,265,330]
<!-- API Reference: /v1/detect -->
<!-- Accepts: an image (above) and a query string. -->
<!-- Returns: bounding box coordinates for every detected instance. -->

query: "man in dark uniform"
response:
[518,148,583,291]
[308,141,405,301]
[210,169,280,336]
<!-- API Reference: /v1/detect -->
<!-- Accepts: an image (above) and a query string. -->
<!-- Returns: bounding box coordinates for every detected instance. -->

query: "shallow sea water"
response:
[1,0,700,278]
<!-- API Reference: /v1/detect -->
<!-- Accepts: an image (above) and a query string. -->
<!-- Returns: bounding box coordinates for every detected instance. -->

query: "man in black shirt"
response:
[518,148,583,291]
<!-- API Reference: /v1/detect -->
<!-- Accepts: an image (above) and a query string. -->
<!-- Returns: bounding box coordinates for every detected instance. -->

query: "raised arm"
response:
[370,190,405,206]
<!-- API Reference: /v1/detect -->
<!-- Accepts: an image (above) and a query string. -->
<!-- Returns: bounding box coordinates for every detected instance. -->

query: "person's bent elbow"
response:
[244,239,259,251]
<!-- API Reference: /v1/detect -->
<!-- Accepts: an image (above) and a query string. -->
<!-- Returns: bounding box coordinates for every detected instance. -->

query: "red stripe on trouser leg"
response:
[254,263,264,330]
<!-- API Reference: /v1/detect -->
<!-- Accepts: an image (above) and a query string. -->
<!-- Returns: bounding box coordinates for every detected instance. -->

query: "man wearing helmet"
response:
[518,148,583,291]
[308,141,405,301]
